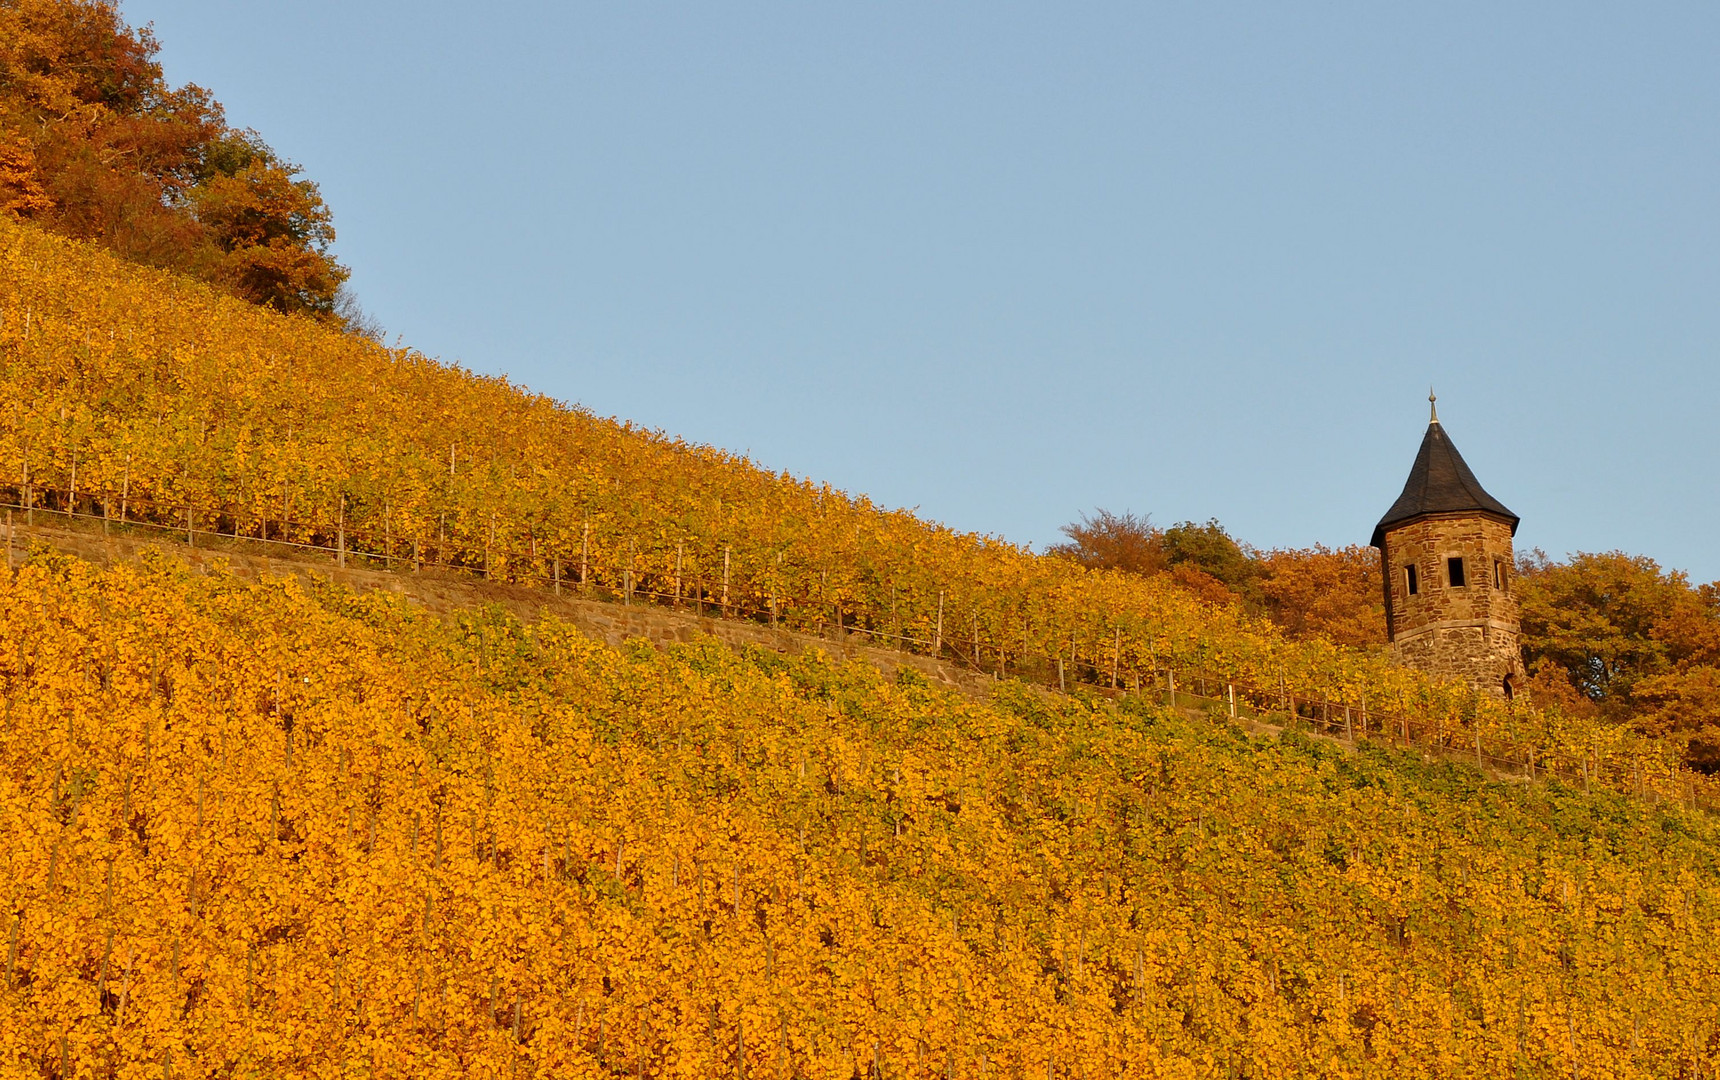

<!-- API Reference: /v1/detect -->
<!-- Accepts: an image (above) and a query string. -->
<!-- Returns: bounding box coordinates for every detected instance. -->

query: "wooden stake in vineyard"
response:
[772,551,783,627]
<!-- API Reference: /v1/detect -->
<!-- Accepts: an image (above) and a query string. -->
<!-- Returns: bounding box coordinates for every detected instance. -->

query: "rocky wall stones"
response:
[1379,512,1526,698]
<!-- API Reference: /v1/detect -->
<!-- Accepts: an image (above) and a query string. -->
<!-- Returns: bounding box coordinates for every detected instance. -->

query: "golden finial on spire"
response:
[1429,388,1439,424]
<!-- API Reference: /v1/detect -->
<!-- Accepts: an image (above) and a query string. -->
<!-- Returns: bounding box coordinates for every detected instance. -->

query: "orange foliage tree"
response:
[1253,545,1386,650]
[0,0,347,318]
[1053,511,1384,650]
[1046,510,1166,576]
[1517,551,1720,770]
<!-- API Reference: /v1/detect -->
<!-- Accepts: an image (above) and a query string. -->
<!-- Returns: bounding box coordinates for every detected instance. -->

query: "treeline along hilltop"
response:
[1052,511,1720,773]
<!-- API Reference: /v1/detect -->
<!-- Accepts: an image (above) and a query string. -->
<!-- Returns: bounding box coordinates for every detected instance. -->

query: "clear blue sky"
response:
[139,2,1720,580]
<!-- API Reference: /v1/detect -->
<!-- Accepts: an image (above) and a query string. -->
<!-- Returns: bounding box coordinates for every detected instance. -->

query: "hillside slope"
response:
[0,217,1698,803]
[4,550,1720,1078]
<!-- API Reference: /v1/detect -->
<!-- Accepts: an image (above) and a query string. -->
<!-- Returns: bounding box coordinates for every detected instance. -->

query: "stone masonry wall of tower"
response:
[1380,513,1526,696]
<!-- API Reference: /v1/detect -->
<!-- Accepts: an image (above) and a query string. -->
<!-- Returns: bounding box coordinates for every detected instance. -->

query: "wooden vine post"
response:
[625,540,635,603]
[771,551,782,627]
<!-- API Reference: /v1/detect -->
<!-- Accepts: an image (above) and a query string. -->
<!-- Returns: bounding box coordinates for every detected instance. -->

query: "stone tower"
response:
[1370,396,1527,698]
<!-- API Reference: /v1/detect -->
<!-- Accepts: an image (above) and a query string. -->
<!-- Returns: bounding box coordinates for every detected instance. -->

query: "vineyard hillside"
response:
[2,213,1719,1077]
[0,217,1699,801]
[5,550,1720,1078]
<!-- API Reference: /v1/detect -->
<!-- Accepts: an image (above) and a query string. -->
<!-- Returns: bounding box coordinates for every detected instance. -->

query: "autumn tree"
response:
[1051,512,1388,636]
[1253,544,1386,649]
[192,129,343,314]
[1517,550,1720,770]
[0,133,52,215]
[1160,518,1256,590]
[0,0,351,318]
[1048,512,1253,607]
[1047,509,1165,575]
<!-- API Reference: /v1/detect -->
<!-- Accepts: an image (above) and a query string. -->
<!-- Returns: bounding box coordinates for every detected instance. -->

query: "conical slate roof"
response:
[1370,416,1518,548]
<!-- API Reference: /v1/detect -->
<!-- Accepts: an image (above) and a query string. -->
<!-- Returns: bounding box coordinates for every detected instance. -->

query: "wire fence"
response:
[3,480,1714,816]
